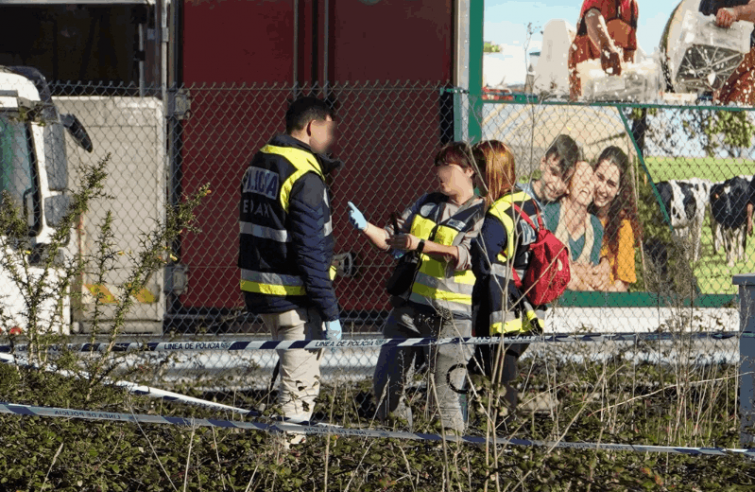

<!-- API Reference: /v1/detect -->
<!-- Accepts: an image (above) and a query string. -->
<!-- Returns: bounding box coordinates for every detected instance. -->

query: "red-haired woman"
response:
[470,140,544,414]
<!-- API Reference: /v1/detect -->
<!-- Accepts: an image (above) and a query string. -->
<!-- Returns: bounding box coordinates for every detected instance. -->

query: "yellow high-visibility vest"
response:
[485,190,541,335]
[240,144,332,296]
[406,194,484,317]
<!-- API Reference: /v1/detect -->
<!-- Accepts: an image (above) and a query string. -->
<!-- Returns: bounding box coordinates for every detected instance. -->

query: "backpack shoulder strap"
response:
[511,203,545,231]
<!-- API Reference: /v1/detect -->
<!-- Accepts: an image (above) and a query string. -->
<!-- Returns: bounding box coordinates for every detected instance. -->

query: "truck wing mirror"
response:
[22,188,36,229]
[60,114,93,153]
[44,195,71,229]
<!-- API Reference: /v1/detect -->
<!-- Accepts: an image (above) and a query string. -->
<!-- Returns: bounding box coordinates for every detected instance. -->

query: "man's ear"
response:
[306,120,313,137]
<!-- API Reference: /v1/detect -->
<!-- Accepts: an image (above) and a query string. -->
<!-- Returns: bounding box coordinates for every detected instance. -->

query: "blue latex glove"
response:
[347,201,367,231]
[324,320,342,342]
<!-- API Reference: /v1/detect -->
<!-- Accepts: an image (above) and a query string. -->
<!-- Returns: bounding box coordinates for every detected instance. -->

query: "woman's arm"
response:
[350,198,418,254]
[388,234,459,262]
[567,263,595,291]
[388,207,485,267]
[586,258,628,291]
[361,222,391,251]
[472,217,509,278]
[605,219,636,290]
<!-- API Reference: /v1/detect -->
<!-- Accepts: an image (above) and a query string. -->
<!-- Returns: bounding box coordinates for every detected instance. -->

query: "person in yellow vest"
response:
[568,0,639,100]
[347,142,485,434]
[238,97,342,445]
[469,140,545,415]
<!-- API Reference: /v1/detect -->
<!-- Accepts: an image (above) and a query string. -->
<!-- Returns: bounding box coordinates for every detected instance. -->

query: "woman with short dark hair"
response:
[347,142,485,434]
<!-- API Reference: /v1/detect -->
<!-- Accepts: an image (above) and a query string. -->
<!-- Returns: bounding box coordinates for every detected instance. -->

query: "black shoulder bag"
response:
[385,210,436,301]
[385,240,427,300]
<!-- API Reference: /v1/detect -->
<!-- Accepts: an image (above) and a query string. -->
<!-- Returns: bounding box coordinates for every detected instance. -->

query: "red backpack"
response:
[510,204,571,305]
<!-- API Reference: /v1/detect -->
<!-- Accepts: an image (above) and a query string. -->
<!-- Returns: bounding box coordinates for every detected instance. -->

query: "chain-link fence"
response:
[474,98,755,302]
[0,78,749,450]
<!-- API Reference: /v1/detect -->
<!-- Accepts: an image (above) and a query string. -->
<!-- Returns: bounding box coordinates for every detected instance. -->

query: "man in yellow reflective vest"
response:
[238,97,342,432]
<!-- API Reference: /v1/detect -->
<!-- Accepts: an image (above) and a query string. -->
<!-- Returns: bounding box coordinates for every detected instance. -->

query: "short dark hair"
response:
[285,96,334,134]
[435,141,475,171]
[545,134,581,176]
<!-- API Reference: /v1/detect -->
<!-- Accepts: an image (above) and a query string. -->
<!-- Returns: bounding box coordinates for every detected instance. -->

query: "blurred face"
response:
[435,163,474,198]
[308,115,336,154]
[593,160,621,209]
[568,162,595,208]
[539,154,572,201]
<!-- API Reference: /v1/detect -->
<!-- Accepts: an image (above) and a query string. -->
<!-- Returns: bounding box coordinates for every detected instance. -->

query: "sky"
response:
[484,0,684,86]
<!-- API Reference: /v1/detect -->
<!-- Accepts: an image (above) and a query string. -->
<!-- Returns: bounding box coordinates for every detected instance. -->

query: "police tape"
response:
[6,356,338,428]
[1,400,753,458]
[0,331,741,354]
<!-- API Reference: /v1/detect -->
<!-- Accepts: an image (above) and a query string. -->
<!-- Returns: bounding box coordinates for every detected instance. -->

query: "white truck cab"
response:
[0,66,92,335]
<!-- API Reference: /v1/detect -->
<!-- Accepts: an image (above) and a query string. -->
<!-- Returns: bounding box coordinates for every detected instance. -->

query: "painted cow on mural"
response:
[709,176,752,267]
[711,175,753,254]
[656,178,712,263]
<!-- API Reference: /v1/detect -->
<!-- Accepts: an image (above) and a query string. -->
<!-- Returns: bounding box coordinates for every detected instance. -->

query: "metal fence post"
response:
[467,0,483,144]
[734,274,755,445]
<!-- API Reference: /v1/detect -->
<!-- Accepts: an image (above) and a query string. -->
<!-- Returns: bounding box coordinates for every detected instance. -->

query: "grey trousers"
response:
[259,307,324,422]
[373,303,473,433]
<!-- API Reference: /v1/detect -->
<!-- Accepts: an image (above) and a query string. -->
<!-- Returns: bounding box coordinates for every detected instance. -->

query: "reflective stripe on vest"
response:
[489,263,525,288]
[240,218,332,243]
[489,306,538,335]
[240,265,338,296]
[240,221,290,243]
[259,145,324,213]
[408,198,482,316]
[240,269,305,296]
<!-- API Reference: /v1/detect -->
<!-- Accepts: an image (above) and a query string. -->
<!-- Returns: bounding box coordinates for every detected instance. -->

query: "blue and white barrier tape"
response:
[6,357,336,428]
[0,331,741,354]
[1,400,753,457]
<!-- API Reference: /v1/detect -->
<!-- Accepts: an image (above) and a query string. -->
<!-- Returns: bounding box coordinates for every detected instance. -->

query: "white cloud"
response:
[484,44,528,87]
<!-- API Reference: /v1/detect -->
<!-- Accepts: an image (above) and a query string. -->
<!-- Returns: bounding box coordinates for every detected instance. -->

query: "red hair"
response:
[472,140,516,206]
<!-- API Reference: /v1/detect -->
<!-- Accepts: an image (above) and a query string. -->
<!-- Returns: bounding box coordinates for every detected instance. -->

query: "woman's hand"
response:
[388,234,420,252]
[567,263,590,291]
[587,259,611,291]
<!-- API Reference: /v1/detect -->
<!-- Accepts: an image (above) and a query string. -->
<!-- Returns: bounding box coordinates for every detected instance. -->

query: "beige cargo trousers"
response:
[260,307,324,422]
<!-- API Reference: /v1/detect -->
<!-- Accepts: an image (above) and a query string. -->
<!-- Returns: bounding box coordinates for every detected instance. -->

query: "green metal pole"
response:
[453,91,463,142]
[468,0,483,144]
[618,108,673,231]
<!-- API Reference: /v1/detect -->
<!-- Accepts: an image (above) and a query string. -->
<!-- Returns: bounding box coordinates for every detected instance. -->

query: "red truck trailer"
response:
[177,0,471,327]
[0,0,474,331]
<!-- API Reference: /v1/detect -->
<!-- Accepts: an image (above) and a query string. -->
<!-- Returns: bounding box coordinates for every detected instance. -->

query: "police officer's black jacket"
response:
[238,134,341,321]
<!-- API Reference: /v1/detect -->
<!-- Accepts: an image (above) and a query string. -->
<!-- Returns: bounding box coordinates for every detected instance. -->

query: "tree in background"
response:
[483,41,501,53]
